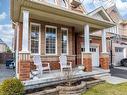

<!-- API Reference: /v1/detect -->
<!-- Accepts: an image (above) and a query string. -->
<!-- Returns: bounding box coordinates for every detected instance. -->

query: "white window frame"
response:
[60,0,68,8]
[61,28,68,55]
[45,0,57,5]
[45,25,57,55]
[30,22,41,55]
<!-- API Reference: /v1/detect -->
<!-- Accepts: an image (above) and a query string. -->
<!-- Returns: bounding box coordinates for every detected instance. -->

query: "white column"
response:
[22,10,29,52]
[84,24,90,53]
[15,22,19,78]
[102,29,107,53]
[116,25,119,34]
[114,26,117,34]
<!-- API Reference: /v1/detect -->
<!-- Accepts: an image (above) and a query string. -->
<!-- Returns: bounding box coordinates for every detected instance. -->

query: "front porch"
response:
[24,67,110,90]
[11,0,116,81]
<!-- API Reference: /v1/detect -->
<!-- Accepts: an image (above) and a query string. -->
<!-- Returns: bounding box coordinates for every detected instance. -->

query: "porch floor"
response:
[24,67,110,90]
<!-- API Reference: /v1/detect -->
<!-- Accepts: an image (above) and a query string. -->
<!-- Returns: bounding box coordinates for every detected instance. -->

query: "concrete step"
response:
[93,72,111,79]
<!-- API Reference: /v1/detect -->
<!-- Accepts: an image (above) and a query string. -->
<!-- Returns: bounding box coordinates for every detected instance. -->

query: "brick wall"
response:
[76,35,103,65]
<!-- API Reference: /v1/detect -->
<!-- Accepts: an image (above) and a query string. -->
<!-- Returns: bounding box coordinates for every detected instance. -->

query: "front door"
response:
[90,47,99,67]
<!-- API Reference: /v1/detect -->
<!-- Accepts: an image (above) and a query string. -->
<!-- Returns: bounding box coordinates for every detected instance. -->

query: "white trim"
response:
[30,22,41,55]
[124,48,126,58]
[102,29,107,53]
[21,10,29,53]
[45,25,57,55]
[88,7,113,23]
[84,24,90,53]
[45,0,57,5]
[61,27,68,55]
[15,23,19,78]
[60,0,69,9]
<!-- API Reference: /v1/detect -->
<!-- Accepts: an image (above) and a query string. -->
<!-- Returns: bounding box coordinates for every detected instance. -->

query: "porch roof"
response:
[11,0,115,31]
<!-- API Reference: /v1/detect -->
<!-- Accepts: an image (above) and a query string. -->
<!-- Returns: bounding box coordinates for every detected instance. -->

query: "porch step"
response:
[93,72,111,79]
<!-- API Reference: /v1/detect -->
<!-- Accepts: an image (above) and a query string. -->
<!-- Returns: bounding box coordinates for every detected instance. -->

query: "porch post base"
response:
[100,53,109,70]
[83,53,92,72]
[19,53,30,81]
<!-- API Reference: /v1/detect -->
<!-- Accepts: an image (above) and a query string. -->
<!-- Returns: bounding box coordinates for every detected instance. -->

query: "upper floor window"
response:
[60,0,68,8]
[47,0,56,4]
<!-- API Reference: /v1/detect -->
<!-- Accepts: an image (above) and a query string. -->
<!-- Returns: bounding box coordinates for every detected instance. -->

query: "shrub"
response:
[0,78,24,95]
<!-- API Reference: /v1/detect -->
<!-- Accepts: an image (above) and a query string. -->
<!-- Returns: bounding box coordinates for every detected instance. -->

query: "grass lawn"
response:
[82,83,127,95]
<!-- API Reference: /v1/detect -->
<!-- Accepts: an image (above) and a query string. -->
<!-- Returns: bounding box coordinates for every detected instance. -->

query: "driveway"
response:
[110,67,127,79]
[0,64,15,83]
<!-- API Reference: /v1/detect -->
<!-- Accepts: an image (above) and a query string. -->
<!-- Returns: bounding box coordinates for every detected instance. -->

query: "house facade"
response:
[106,5,127,66]
[0,39,12,64]
[11,0,115,81]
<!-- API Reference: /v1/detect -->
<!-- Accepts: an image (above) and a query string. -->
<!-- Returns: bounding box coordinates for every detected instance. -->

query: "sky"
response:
[0,0,127,50]
[0,0,14,50]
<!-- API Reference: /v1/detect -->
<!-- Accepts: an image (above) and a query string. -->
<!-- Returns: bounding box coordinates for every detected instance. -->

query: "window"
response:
[115,47,123,52]
[61,28,68,54]
[45,26,57,54]
[81,48,96,52]
[90,48,96,52]
[47,0,56,4]
[30,23,40,54]
[60,0,68,8]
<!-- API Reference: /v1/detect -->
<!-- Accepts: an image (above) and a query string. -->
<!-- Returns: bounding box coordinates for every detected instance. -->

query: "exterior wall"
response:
[76,35,101,65]
[76,35,110,66]
[106,6,121,23]
[120,24,127,36]
[18,19,76,70]
[91,37,102,53]
[76,33,82,65]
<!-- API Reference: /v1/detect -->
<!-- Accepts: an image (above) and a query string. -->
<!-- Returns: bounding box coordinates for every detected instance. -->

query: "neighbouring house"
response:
[0,39,8,53]
[0,39,12,64]
[106,5,127,66]
[10,0,115,81]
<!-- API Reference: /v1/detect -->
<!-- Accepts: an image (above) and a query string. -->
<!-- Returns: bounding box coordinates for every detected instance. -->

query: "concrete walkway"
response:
[100,76,127,84]
[0,64,15,83]
[99,67,127,84]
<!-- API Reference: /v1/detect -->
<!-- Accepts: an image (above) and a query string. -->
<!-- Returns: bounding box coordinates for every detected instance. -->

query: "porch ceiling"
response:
[11,0,115,31]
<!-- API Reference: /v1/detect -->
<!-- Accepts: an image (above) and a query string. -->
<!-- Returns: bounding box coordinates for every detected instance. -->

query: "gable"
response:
[92,12,110,21]
[106,5,122,23]
[88,7,113,23]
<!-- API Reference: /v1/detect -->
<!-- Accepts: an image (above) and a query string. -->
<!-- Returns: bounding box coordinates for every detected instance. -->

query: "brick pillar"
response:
[82,53,92,72]
[18,53,30,81]
[100,53,109,70]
